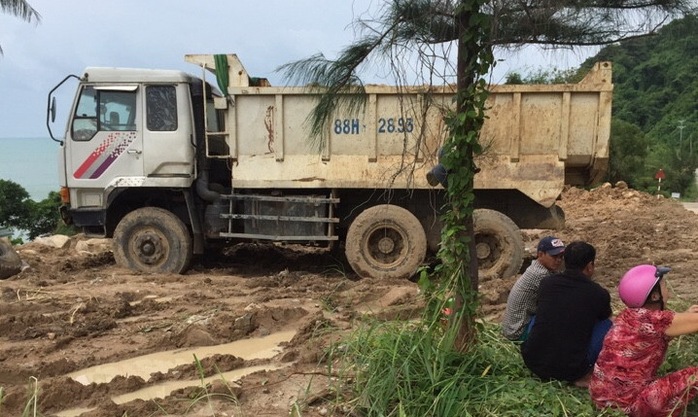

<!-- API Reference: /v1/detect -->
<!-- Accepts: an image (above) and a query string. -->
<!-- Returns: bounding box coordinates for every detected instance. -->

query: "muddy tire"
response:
[474,209,524,280]
[113,207,192,274]
[0,239,22,280]
[345,204,427,279]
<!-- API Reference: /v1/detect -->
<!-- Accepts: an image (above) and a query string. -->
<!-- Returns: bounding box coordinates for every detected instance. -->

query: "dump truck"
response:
[46,54,612,280]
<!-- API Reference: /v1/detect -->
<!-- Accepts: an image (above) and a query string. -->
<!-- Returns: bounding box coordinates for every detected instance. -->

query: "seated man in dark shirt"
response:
[521,240,612,388]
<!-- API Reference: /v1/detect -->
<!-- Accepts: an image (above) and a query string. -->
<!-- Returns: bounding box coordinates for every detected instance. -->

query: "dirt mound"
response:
[0,183,696,416]
[559,183,698,294]
[480,182,698,320]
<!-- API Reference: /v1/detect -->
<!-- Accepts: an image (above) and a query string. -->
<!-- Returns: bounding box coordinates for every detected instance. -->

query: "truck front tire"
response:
[113,207,193,274]
[345,204,427,280]
[474,209,524,280]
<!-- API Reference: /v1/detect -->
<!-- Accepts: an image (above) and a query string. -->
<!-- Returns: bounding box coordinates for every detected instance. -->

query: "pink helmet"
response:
[618,264,670,308]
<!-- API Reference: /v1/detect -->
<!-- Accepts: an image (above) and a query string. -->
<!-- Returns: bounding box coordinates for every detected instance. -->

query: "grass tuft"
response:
[332,319,631,416]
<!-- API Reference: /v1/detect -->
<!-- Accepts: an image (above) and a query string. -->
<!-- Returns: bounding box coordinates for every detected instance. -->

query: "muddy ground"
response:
[1,183,697,417]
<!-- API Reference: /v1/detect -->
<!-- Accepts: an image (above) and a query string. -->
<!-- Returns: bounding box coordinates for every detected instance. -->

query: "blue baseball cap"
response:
[537,236,565,255]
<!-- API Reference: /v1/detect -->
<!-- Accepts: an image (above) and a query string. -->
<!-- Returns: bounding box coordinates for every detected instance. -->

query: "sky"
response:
[0,0,596,139]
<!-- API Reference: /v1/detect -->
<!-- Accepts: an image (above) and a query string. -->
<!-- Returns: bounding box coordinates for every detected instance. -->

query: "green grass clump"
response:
[324,278,698,417]
[335,320,626,417]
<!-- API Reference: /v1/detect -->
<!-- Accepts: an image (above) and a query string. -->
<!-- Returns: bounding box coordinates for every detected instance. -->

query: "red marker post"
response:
[655,169,665,193]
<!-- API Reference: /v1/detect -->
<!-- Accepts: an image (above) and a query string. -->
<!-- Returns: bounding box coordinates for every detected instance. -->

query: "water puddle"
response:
[55,330,295,417]
[55,363,284,417]
[112,363,281,404]
[55,407,93,417]
[68,330,295,384]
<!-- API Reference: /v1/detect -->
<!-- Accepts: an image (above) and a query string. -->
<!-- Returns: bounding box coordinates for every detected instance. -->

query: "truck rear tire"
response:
[345,204,426,280]
[113,207,193,274]
[0,239,22,280]
[474,209,524,280]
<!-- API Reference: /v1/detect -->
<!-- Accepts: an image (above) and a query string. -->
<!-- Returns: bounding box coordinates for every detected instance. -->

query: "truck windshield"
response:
[72,85,138,141]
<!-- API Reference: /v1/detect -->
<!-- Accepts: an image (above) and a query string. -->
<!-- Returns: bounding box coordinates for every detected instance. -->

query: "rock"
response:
[0,238,22,280]
[75,238,112,254]
[33,235,71,249]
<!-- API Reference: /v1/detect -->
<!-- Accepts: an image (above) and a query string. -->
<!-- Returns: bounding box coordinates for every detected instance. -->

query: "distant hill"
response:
[577,15,698,196]
[583,15,698,143]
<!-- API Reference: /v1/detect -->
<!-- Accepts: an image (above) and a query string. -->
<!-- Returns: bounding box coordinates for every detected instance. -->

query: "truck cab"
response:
[59,68,202,234]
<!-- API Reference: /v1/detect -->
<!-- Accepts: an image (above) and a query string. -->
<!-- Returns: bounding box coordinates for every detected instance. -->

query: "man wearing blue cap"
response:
[501,236,566,341]
[521,241,612,388]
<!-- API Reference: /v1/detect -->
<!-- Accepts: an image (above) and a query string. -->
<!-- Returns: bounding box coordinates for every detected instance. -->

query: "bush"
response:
[0,180,76,241]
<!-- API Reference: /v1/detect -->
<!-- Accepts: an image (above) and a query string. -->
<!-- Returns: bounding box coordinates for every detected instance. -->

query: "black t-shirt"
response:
[521,270,611,382]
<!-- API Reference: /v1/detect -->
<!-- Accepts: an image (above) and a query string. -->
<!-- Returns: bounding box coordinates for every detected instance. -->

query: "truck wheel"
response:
[474,209,524,280]
[345,204,427,280]
[113,207,192,274]
[0,239,22,280]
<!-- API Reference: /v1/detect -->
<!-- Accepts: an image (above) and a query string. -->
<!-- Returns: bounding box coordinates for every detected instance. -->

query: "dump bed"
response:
[186,54,612,209]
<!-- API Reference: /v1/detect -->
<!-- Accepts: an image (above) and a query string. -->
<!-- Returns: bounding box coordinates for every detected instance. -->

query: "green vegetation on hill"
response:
[589,15,698,198]
[511,15,698,198]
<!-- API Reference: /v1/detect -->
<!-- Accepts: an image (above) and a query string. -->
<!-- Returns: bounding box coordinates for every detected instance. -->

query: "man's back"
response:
[521,270,611,382]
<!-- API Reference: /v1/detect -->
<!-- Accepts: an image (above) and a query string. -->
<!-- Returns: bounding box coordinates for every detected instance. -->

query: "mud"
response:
[1,183,697,416]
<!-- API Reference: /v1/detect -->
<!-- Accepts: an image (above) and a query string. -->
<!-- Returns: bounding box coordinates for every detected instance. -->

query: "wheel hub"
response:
[377,236,396,254]
[476,241,491,260]
[134,232,164,265]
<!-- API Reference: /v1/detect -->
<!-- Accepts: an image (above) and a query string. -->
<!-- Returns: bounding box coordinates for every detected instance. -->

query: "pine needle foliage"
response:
[0,0,41,55]
[278,46,371,150]
[0,0,40,23]
[375,0,697,47]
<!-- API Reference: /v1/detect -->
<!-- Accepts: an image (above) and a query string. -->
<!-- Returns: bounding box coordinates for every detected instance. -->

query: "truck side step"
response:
[221,213,339,223]
[218,232,338,241]
[220,194,340,204]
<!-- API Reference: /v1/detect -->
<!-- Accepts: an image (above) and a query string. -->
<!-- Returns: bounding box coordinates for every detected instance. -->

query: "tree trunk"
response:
[451,0,482,352]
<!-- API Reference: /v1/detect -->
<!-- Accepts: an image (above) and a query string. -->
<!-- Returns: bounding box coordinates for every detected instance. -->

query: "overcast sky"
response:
[0,0,595,139]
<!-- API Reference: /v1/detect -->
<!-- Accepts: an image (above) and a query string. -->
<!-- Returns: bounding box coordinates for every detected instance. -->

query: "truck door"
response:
[141,84,195,179]
[67,85,142,197]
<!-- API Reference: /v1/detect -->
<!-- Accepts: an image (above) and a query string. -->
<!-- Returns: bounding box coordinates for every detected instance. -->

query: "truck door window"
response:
[99,90,137,131]
[72,86,98,141]
[146,85,177,131]
[71,86,137,141]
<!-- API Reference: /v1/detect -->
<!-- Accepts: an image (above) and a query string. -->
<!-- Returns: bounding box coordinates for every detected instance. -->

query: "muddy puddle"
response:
[56,330,295,417]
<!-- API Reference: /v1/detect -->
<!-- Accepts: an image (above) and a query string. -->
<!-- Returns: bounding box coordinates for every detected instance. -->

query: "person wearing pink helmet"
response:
[590,264,698,416]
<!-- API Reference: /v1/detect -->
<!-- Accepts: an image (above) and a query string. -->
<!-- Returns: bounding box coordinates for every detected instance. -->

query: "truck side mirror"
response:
[46,73,80,143]
[50,96,57,123]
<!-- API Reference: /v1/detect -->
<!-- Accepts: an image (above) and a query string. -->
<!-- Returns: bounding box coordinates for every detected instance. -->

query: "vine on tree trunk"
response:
[428,0,494,351]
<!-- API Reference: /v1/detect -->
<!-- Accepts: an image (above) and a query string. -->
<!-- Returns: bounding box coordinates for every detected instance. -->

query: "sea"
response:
[0,137,60,201]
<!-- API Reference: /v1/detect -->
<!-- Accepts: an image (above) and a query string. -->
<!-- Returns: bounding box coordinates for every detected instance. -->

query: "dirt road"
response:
[0,183,696,416]
[683,201,698,214]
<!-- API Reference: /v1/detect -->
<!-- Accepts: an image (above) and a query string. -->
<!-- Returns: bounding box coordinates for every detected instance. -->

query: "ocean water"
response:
[0,137,60,201]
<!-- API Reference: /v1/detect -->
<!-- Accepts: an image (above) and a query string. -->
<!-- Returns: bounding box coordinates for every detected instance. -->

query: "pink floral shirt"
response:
[590,308,698,417]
